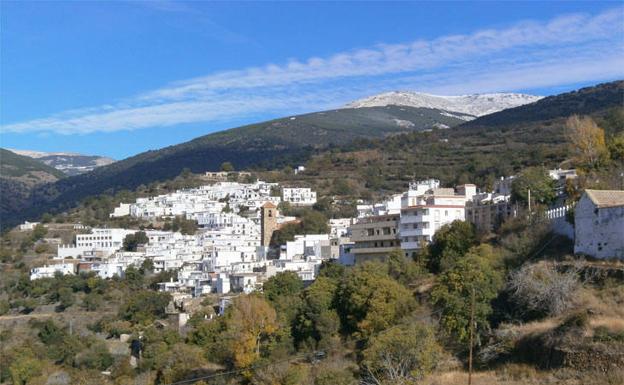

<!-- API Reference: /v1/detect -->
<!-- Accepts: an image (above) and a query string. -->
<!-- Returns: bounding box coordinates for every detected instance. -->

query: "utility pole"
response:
[527,188,532,220]
[468,287,475,385]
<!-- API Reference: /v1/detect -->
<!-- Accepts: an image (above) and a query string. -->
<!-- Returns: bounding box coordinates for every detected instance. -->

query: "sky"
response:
[1,1,623,160]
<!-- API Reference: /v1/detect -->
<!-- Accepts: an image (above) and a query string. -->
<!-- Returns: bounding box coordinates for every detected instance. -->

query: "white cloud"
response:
[3,6,623,135]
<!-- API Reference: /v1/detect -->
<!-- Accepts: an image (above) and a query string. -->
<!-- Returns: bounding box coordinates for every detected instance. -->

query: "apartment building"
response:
[350,214,400,263]
[465,194,517,232]
[399,182,475,257]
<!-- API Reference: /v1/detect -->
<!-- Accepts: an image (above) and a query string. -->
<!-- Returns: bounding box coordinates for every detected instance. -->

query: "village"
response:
[21,168,624,327]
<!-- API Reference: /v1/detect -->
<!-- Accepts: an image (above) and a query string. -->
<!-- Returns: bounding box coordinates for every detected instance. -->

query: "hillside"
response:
[9,149,115,176]
[2,81,623,229]
[0,105,469,228]
[290,81,623,197]
[0,148,66,180]
[0,149,67,220]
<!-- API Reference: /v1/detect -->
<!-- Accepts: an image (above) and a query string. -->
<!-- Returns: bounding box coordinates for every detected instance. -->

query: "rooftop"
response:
[585,189,624,208]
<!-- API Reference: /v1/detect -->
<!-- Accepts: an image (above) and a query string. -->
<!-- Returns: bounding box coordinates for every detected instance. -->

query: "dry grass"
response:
[590,316,624,333]
[422,366,624,385]
[501,318,559,336]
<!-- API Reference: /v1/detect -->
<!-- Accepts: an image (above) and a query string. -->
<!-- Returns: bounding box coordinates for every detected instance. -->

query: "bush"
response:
[82,292,103,311]
[361,322,441,383]
[74,340,114,370]
[119,290,171,324]
[508,262,580,318]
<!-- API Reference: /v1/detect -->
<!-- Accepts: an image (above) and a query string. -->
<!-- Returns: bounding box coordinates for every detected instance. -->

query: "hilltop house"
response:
[574,190,624,259]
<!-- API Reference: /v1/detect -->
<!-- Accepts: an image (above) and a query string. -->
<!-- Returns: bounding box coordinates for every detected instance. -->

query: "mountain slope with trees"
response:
[1,81,622,230]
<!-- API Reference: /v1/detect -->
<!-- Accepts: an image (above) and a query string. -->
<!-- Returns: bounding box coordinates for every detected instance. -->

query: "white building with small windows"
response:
[399,181,476,257]
[282,187,317,206]
[574,190,624,259]
[57,228,136,259]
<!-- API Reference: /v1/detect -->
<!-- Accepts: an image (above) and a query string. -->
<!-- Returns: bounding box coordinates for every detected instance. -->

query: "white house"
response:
[110,203,131,218]
[282,187,317,206]
[19,221,40,231]
[30,263,76,280]
[329,218,356,238]
[399,182,476,257]
[574,190,624,259]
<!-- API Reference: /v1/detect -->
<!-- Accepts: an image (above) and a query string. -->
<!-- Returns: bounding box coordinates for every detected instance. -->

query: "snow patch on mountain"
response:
[345,91,543,117]
[9,149,115,176]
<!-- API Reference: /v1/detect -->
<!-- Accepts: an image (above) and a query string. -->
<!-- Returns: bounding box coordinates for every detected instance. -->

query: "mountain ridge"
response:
[344,91,543,117]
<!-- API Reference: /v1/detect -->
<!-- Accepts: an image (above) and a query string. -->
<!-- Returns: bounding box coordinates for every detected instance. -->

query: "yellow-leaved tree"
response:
[227,295,278,369]
[565,115,609,169]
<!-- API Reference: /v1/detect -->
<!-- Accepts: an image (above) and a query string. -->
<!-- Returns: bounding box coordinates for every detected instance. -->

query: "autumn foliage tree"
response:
[565,115,609,169]
[226,295,279,369]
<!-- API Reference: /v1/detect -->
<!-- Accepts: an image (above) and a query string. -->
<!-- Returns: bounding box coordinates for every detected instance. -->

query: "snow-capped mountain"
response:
[9,149,115,176]
[345,91,543,118]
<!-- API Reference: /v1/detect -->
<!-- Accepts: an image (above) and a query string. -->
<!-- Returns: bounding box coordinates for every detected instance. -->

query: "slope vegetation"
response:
[2,80,622,229]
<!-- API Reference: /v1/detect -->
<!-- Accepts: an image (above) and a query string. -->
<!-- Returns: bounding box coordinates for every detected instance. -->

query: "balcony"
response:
[400,241,423,251]
[402,215,433,225]
[399,228,426,237]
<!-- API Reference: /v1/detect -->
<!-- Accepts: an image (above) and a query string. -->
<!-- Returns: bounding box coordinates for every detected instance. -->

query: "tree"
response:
[336,263,415,338]
[511,167,556,206]
[565,115,609,169]
[226,295,279,369]
[608,132,624,161]
[221,162,235,172]
[31,224,47,241]
[426,221,477,273]
[431,245,504,345]
[263,271,304,303]
[361,323,441,384]
[383,249,424,287]
[270,210,329,246]
[293,276,340,349]
[56,287,75,311]
[123,231,148,251]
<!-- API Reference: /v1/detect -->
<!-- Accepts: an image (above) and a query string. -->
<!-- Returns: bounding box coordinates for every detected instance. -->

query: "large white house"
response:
[574,190,624,259]
[399,181,476,257]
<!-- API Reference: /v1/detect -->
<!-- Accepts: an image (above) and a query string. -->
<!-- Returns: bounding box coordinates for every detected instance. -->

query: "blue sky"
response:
[1,1,623,160]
